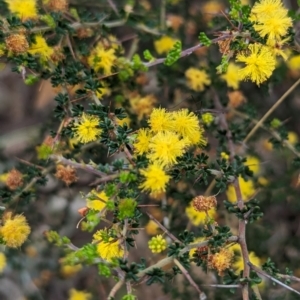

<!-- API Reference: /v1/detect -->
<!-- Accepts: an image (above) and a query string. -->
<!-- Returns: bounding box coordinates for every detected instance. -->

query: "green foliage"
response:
[164,41,182,66]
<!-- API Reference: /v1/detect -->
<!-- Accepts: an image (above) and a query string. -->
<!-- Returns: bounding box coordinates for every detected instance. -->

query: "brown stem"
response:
[174,258,207,299]
[146,212,182,244]
[211,88,250,300]
[50,155,107,177]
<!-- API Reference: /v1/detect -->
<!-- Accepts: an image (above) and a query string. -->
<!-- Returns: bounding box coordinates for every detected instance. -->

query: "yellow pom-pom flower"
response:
[0,252,6,273]
[201,112,214,126]
[28,35,54,61]
[226,176,255,203]
[148,131,187,167]
[133,128,152,155]
[93,230,124,262]
[73,113,102,144]
[185,68,211,92]
[148,108,173,132]
[185,204,216,226]
[287,55,300,71]
[154,36,178,55]
[5,0,38,21]
[130,94,157,120]
[0,213,31,248]
[233,251,261,272]
[140,163,171,194]
[69,288,92,300]
[88,44,116,75]
[86,190,109,212]
[170,109,207,146]
[221,63,241,90]
[236,44,276,85]
[253,11,292,43]
[148,235,167,253]
[245,156,260,175]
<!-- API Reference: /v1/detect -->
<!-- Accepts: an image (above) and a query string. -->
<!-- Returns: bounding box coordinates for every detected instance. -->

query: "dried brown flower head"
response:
[46,0,68,11]
[55,165,78,186]
[208,248,234,275]
[50,46,65,63]
[78,207,89,217]
[6,169,23,190]
[76,28,93,39]
[193,195,217,212]
[227,91,246,108]
[5,34,29,54]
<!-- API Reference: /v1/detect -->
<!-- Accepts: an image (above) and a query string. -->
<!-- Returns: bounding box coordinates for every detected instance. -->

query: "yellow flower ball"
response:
[0,213,31,248]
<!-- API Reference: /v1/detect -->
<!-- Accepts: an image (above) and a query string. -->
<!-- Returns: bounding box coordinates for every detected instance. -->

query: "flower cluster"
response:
[148,235,167,253]
[93,229,124,262]
[0,213,31,248]
[208,248,234,275]
[135,108,206,195]
[73,113,102,144]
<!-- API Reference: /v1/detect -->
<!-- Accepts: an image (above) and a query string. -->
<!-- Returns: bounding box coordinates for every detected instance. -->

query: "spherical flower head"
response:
[55,165,78,186]
[60,264,82,278]
[208,248,234,276]
[5,168,23,190]
[227,90,246,108]
[245,156,260,175]
[0,252,6,273]
[148,235,167,253]
[148,108,173,132]
[86,190,109,211]
[186,204,216,226]
[233,251,261,272]
[236,44,276,85]
[88,44,116,75]
[287,55,300,71]
[68,288,92,300]
[45,0,68,12]
[28,35,54,61]
[221,63,241,90]
[5,0,38,21]
[154,36,178,55]
[193,195,217,212]
[148,131,187,166]
[220,152,229,161]
[130,94,157,120]
[73,113,102,144]
[133,128,152,155]
[253,11,292,43]
[170,109,207,146]
[5,34,29,54]
[288,131,298,145]
[250,0,286,22]
[226,176,255,203]
[140,163,171,194]
[145,220,160,235]
[185,68,211,92]
[0,213,30,248]
[201,112,214,126]
[94,230,124,262]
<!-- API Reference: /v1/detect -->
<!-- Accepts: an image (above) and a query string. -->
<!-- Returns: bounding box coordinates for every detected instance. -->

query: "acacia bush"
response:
[1,0,300,299]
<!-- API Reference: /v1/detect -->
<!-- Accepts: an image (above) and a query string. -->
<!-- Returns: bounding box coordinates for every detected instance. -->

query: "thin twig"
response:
[243,77,300,144]
[248,263,300,296]
[50,155,106,177]
[107,279,125,300]
[174,258,207,299]
[146,212,182,244]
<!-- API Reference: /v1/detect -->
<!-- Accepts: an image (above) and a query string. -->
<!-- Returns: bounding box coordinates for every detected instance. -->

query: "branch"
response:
[248,263,300,296]
[51,155,107,177]
[136,236,238,280]
[174,258,207,299]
